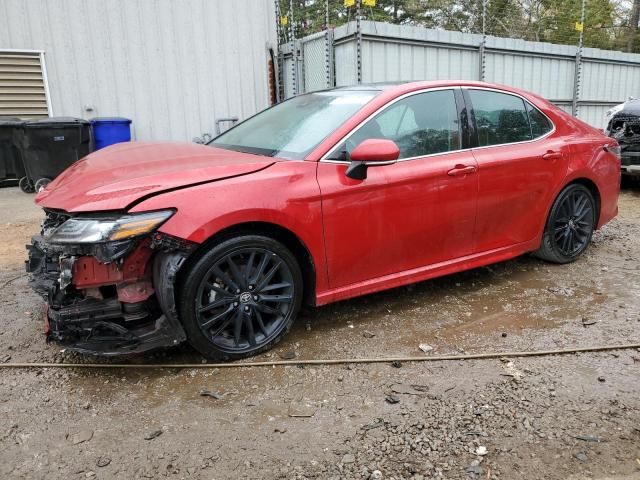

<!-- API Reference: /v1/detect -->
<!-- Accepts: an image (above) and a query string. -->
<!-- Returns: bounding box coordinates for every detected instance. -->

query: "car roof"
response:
[331,82,407,92]
[329,80,531,97]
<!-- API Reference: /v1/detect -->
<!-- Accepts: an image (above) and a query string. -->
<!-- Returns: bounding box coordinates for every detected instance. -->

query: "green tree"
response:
[623,0,640,51]
[528,0,618,50]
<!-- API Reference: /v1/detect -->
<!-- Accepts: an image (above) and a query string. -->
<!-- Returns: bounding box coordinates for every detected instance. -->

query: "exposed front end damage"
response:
[606,104,640,176]
[26,210,193,356]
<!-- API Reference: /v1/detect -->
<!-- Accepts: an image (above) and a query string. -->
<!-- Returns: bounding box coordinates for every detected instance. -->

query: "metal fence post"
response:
[274,0,284,102]
[324,0,334,88]
[356,0,362,84]
[298,39,304,94]
[572,0,586,117]
[328,30,335,87]
[289,0,297,96]
[479,0,487,81]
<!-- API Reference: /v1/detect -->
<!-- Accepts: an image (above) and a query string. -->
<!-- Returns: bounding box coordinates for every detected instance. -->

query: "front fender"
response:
[128,161,329,293]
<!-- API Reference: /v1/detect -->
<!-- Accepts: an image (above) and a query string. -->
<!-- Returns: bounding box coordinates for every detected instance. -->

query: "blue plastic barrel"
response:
[90,117,132,150]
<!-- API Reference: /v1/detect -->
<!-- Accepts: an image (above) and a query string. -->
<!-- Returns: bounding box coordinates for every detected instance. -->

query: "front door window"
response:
[328,89,461,160]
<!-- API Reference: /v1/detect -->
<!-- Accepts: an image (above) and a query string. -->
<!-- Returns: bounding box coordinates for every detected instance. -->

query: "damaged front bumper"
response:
[26,211,193,356]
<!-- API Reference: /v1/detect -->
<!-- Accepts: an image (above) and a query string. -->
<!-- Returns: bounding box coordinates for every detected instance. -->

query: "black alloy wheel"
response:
[180,236,303,360]
[535,183,596,264]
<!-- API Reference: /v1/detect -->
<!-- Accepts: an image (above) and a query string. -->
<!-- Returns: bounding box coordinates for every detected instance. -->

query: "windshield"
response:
[210,90,378,159]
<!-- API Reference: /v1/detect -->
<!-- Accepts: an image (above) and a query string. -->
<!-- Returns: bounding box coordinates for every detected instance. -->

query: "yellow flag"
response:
[344,0,356,7]
[363,0,376,5]
[575,21,584,32]
[280,15,288,25]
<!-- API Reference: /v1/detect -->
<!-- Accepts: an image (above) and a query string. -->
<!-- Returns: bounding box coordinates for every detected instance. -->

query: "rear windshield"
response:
[210,91,378,160]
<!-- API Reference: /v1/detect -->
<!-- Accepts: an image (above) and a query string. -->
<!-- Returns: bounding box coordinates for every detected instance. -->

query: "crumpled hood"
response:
[36,142,275,212]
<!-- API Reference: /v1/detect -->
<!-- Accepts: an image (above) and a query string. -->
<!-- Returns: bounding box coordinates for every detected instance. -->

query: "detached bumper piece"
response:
[26,225,193,356]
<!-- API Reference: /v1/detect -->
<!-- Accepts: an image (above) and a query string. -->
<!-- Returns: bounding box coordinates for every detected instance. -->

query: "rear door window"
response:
[468,90,532,146]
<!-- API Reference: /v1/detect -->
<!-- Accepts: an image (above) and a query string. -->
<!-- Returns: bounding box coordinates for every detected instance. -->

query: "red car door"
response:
[465,88,569,253]
[317,88,478,289]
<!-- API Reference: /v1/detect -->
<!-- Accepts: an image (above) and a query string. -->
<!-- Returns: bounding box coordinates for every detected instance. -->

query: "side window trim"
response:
[462,87,556,149]
[452,88,467,149]
[524,101,535,140]
[460,88,479,148]
[322,87,463,163]
[525,100,554,140]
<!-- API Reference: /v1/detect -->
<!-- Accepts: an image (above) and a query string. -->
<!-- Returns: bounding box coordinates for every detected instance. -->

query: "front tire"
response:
[179,235,303,360]
[534,183,596,264]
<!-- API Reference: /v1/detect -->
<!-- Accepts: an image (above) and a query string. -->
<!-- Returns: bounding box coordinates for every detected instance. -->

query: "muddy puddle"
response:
[273,255,616,359]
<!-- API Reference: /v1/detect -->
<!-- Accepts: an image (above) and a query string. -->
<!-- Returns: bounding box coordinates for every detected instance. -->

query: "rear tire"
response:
[534,183,596,264]
[179,235,303,360]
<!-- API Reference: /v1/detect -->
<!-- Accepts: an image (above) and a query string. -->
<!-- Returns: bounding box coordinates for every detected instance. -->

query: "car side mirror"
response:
[345,139,400,180]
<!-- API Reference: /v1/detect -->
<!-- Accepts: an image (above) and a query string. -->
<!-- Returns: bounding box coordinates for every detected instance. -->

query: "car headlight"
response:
[44,210,174,244]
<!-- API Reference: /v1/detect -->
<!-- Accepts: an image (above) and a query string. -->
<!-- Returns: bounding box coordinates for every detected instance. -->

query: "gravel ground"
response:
[0,184,639,480]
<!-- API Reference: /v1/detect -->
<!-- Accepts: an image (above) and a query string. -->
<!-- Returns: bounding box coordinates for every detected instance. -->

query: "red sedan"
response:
[27,81,620,359]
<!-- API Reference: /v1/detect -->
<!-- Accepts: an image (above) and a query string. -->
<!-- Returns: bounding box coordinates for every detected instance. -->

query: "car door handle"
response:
[447,165,477,176]
[542,151,563,161]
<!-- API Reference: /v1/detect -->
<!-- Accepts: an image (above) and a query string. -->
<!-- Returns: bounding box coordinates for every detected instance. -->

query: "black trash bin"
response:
[0,117,27,189]
[22,117,93,192]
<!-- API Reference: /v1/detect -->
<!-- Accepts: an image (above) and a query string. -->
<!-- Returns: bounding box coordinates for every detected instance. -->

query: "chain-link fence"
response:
[302,31,333,92]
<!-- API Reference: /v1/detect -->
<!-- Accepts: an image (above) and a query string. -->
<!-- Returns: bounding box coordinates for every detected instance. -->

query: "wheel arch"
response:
[181,221,317,307]
[562,177,601,225]
[535,175,602,250]
[534,177,601,263]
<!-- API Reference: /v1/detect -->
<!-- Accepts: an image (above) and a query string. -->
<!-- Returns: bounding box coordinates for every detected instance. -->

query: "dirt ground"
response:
[0,183,639,480]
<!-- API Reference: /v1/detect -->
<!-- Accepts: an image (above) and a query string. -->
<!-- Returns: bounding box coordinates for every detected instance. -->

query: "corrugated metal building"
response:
[0,0,277,141]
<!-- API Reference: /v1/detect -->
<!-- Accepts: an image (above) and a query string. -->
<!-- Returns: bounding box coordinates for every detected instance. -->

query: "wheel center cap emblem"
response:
[568,219,575,228]
[239,292,252,303]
